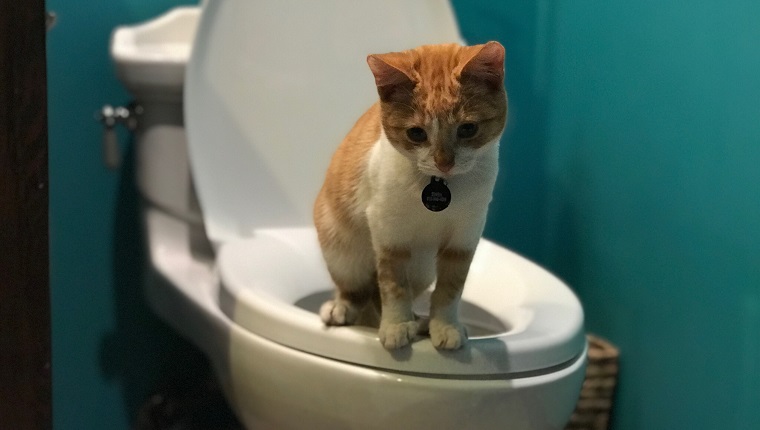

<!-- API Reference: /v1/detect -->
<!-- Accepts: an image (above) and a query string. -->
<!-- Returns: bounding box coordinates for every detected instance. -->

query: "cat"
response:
[314,41,507,350]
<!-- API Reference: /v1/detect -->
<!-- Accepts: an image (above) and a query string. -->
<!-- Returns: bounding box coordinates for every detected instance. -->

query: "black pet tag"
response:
[421,176,451,212]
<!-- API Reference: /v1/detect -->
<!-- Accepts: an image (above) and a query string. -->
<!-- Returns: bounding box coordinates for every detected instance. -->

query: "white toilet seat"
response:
[217,227,586,377]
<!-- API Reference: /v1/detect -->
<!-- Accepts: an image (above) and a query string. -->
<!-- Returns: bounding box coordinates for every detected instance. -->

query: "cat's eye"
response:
[457,123,478,139]
[406,127,428,143]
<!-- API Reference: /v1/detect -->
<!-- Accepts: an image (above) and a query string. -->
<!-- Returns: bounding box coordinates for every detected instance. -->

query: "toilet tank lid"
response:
[185,0,463,244]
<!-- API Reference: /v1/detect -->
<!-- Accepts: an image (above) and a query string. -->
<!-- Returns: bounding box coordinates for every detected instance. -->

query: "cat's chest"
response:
[362,138,496,236]
[362,179,488,250]
[365,172,491,230]
[413,177,489,218]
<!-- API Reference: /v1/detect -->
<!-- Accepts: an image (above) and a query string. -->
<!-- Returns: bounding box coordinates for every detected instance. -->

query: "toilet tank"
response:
[185,0,463,243]
[111,6,203,224]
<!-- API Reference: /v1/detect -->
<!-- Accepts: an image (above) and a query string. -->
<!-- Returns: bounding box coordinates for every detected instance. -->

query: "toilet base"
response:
[228,323,586,430]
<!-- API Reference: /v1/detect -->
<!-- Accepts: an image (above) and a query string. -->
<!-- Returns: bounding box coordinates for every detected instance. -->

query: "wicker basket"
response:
[565,334,620,430]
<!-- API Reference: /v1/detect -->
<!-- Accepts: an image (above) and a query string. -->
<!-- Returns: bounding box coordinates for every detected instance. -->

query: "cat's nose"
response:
[434,150,455,173]
[436,161,454,173]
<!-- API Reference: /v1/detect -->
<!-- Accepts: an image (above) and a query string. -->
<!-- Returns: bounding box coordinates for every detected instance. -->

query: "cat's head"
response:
[368,42,507,177]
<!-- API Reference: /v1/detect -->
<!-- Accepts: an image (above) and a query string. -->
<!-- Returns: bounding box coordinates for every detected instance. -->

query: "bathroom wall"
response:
[454,0,760,429]
[47,1,197,429]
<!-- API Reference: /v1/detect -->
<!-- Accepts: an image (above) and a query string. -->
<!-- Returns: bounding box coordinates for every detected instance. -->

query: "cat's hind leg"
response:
[318,232,378,327]
[319,282,379,327]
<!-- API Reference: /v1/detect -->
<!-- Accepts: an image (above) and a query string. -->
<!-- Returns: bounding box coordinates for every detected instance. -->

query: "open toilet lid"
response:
[185,0,464,244]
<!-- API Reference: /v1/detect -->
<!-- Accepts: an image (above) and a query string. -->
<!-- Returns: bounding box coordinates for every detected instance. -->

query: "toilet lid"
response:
[217,228,587,377]
[185,0,463,243]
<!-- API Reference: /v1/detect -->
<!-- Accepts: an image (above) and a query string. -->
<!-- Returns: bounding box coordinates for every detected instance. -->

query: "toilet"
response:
[111,1,588,429]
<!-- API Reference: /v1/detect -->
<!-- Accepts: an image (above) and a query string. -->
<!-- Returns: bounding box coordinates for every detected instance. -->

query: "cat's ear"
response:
[367,52,415,102]
[458,41,505,91]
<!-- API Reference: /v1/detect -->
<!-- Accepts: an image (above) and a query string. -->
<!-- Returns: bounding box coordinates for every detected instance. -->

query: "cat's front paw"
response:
[430,320,468,350]
[378,320,419,349]
[319,300,357,326]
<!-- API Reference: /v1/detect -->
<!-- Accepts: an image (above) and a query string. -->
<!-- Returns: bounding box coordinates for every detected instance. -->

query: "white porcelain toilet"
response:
[111,1,588,429]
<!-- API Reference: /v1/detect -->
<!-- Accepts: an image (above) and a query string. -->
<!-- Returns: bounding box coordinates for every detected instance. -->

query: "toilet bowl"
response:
[112,1,588,429]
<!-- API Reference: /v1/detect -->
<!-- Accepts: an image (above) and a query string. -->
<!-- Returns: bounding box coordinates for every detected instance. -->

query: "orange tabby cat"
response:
[314,42,508,350]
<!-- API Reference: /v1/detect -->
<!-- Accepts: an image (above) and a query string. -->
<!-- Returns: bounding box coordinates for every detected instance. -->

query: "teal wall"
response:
[48,1,197,429]
[49,0,759,429]
[454,0,760,429]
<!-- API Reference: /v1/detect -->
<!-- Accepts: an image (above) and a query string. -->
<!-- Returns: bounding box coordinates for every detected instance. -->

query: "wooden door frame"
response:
[0,0,52,428]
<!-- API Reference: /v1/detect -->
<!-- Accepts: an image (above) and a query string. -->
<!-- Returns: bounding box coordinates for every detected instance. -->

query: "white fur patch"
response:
[366,131,500,251]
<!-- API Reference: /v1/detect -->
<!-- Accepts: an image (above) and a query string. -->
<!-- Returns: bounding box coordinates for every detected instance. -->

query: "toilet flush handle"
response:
[96,102,142,170]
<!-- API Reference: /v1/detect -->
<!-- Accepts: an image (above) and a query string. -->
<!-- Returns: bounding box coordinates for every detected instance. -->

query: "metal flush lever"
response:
[97,102,142,170]
[46,11,57,31]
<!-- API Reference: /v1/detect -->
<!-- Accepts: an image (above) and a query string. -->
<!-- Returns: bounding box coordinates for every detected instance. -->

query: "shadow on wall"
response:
[99,141,241,429]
